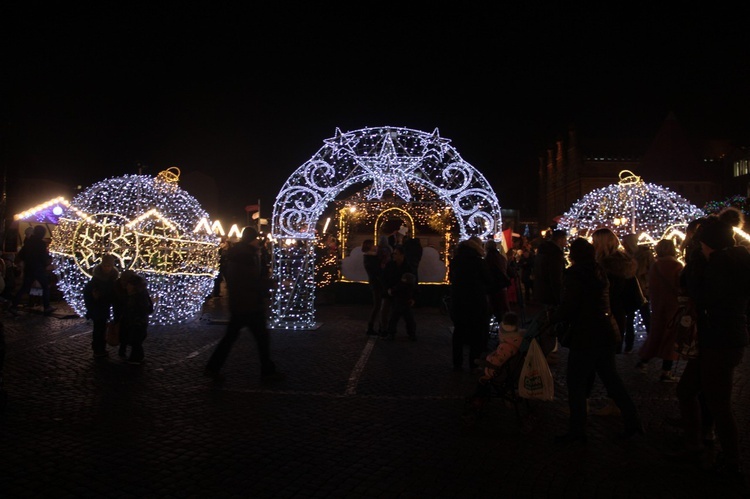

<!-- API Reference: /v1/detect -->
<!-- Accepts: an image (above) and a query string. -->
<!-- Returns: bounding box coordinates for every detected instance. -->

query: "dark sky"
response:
[4,3,750,221]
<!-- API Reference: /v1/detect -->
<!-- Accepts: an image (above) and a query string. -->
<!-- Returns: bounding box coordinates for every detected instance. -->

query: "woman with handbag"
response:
[590,228,644,416]
[551,238,643,443]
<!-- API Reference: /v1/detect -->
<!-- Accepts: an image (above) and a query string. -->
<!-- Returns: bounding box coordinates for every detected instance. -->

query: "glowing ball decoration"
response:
[49,168,220,325]
[556,170,705,245]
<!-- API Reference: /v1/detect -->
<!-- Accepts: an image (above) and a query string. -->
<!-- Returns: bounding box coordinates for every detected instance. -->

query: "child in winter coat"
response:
[480,312,524,381]
[113,270,154,364]
[463,312,525,423]
[83,254,119,358]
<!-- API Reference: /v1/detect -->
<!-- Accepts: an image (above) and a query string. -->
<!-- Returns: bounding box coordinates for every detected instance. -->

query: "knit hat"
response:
[699,217,735,250]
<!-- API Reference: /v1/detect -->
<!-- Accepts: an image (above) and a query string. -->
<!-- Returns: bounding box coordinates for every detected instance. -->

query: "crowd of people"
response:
[1,208,748,486]
[445,206,749,486]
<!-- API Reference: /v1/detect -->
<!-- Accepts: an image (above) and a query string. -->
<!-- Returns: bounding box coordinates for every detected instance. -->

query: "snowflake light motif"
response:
[50,169,220,325]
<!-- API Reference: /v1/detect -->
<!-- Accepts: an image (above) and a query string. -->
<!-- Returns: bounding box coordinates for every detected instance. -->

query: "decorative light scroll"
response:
[272,126,502,241]
[270,126,503,329]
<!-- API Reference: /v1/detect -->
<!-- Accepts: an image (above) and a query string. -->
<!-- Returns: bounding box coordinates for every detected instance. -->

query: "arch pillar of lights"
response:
[270,126,503,330]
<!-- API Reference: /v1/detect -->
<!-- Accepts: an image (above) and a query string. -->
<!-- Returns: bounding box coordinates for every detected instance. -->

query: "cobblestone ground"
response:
[1,296,748,498]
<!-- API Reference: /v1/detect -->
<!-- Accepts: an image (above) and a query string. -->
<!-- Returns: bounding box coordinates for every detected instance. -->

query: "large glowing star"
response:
[50,170,220,325]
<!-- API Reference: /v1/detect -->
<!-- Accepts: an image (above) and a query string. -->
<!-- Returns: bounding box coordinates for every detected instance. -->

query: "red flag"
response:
[502,228,513,252]
[244,204,260,213]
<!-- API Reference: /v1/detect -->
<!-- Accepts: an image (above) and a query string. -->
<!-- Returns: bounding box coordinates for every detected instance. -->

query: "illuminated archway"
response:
[373,207,415,242]
[270,126,502,329]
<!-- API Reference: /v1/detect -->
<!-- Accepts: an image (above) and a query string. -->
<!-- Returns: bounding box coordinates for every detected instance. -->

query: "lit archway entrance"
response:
[270,126,503,329]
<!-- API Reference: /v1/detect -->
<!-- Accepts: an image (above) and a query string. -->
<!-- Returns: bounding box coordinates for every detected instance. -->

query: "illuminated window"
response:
[733,159,749,177]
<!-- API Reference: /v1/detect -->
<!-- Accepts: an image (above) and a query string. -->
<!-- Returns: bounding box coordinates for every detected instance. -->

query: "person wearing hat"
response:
[675,215,750,481]
[205,226,281,382]
[83,254,120,358]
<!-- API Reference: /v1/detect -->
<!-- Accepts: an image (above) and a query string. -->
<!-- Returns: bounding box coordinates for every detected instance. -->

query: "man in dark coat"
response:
[677,216,750,480]
[10,225,55,315]
[449,237,493,371]
[205,227,281,382]
[532,230,567,308]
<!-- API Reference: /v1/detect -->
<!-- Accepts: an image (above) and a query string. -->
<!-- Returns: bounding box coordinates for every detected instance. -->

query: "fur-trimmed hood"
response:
[599,250,636,279]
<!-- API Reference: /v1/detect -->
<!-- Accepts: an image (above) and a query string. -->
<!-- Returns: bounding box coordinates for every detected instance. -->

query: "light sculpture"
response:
[50,168,220,325]
[556,170,705,247]
[271,126,502,329]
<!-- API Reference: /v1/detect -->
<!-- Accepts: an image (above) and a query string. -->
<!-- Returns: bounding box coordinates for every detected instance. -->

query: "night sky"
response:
[4,3,750,222]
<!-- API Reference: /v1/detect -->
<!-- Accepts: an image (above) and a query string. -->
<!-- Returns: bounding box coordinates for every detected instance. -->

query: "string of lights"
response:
[556,170,705,247]
[269,126,502,329]
[49,169,220,325]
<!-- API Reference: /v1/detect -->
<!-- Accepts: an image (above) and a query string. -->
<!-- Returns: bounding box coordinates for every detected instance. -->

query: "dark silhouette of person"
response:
[113,270,153,364]
[677,215,750,479]
[362,239,383,336]
[385,272,417,341]
[10,225,55,316]
[449,237,493,371]
[83,254,120,358]
[403,235,423,284]
[381,245,415,339]
[532,229,567,309]
[205,227,281,382]
[551,238,643,443]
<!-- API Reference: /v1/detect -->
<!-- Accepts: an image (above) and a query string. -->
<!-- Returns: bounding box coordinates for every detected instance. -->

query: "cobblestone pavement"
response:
[1,296,748,498]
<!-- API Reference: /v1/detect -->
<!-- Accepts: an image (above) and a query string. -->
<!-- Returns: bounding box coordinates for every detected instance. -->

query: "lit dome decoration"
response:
[271,126,502,329]
[49,168,220,325]
[556,170,705,246]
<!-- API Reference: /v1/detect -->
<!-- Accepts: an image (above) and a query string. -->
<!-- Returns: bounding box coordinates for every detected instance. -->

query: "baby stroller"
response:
[462,311,558,425]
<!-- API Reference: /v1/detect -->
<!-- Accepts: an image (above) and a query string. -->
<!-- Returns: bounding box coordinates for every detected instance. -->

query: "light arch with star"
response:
[272,126,502,241]
[268,126,503,330]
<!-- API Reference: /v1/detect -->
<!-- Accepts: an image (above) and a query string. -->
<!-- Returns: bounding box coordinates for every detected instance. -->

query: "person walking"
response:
[113,270,153,364]
[449,237,493,372]
[83,254,120,358]
[205,227,281,382]
[636,239,683,382]
[551,238,643,443]
[9,225,56,316]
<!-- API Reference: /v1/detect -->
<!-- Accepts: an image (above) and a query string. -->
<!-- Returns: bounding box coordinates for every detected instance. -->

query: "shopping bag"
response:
[518,338,554,401]
[105,321,120,347]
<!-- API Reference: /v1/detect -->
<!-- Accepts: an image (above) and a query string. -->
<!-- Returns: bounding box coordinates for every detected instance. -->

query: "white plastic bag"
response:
[518,338,554,401]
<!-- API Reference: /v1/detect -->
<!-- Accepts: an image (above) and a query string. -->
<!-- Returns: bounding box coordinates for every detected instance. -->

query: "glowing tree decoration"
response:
[556,170,705,246]
[50,168,220,325]
[271,126,502,329]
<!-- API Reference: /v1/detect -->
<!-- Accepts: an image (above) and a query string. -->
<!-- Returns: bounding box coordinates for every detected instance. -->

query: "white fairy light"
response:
[270,126,503,329]
[557,170,705,246]
[50,169,220,325]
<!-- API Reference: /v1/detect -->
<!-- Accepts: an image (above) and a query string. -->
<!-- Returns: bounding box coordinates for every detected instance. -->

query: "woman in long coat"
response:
[636,239,683,381]
[551,238,642,442]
